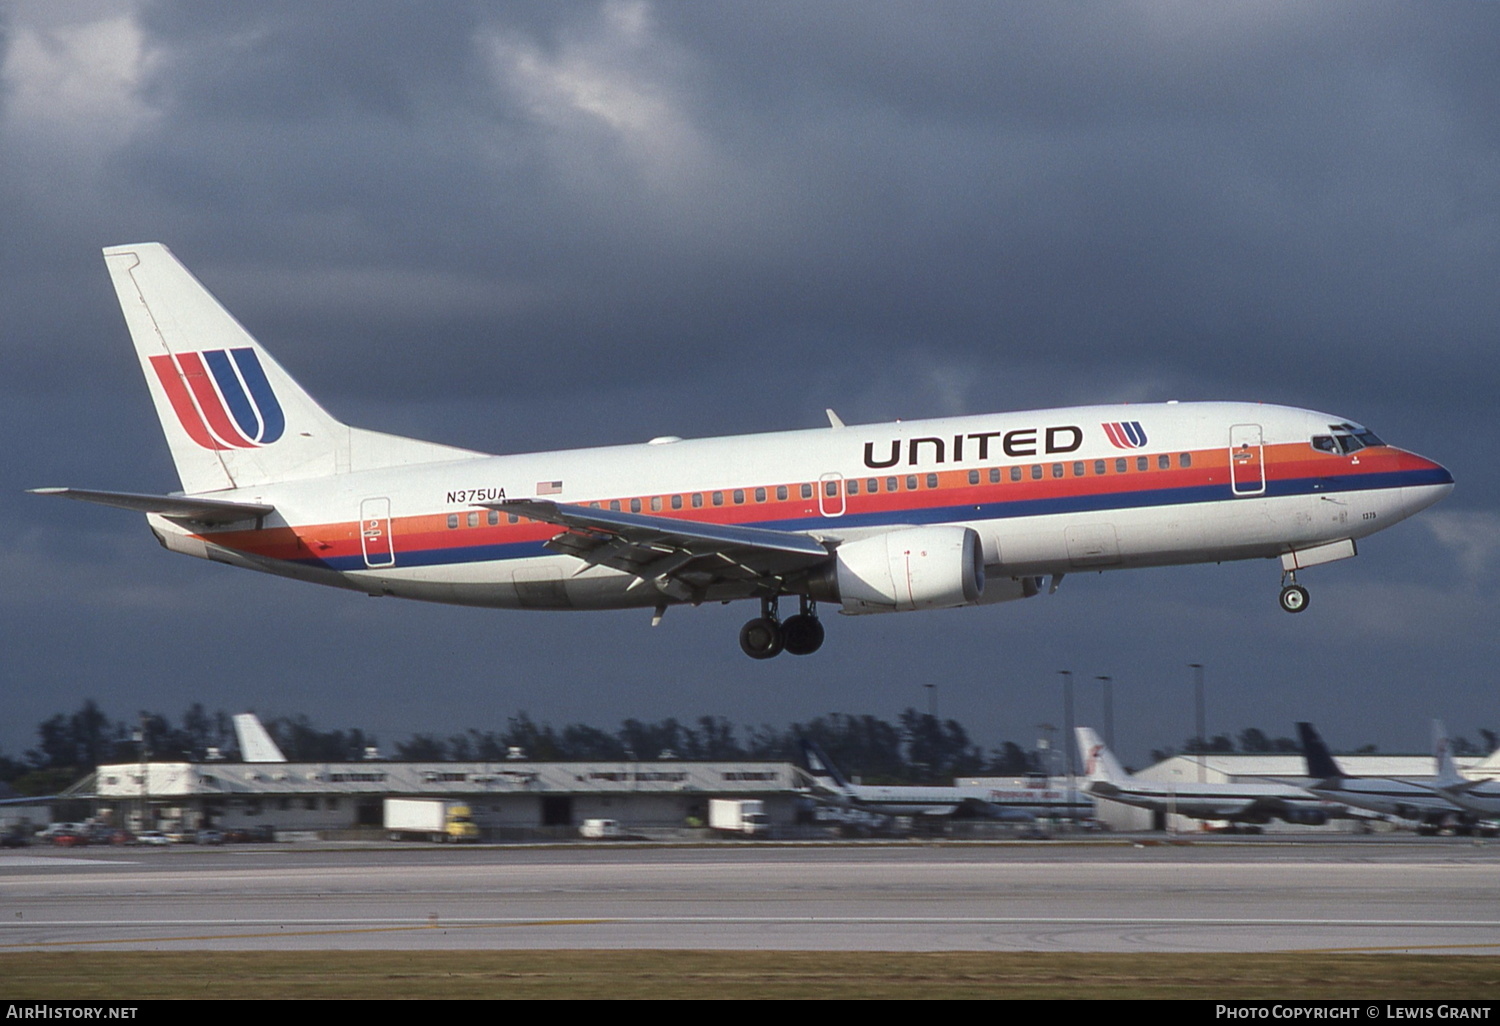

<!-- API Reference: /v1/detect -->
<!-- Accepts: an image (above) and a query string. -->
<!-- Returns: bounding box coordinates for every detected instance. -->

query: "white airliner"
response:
[1075,727,1347,827]
[1297,722,1486,835]
[33,243,1454,658]
[800,740,1090,821]
[1431,722,1500,824]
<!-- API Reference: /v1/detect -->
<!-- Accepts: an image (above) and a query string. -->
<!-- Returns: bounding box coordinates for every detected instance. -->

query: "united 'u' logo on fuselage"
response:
[150,348,285,450]
[1101,421,1148,449]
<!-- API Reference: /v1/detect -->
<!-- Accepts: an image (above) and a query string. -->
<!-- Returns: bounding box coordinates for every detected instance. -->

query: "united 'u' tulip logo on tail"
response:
[1102,421,1148,449]
[150,348,285,450]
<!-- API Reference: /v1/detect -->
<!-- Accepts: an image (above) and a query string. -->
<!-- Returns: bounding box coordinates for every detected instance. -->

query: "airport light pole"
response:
[1189,663,1206,783]
[1058,669,1075,780]
[1095,676,1114,751]
[1035,723,1057,778]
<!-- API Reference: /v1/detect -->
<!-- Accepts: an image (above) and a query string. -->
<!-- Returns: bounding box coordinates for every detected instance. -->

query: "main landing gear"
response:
[1278,571,1310,614]
[739,596,825,659]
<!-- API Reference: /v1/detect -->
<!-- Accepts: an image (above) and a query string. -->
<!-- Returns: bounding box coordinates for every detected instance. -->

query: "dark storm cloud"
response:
[107,3,1500,422]
[2,2,1497,761]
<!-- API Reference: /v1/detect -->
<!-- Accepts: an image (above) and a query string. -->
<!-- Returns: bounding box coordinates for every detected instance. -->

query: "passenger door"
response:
[359,497,395,568]
[1229,424,1265,496]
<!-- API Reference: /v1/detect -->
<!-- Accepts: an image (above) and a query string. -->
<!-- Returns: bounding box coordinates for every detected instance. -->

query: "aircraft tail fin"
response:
[232,713,287,763]
[102,243,480,495]
[798,739,852,790]
[1433,720,1466,788]
[1075,728,1129,783]
[1297,722,1344,780]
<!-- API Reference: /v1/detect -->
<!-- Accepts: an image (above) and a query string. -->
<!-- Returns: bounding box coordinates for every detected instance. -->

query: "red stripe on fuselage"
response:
[195,442,1425,566]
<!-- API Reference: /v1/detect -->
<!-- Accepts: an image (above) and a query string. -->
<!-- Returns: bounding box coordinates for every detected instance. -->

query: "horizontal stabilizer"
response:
[29,487,274,525]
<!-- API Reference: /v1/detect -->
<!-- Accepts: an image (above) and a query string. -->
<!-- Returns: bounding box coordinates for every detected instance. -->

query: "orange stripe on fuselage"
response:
[193,443,1415,564]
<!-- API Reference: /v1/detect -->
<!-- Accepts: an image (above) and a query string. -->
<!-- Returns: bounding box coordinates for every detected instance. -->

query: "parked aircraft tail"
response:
[1297,722,1344,781]
[1074,727,1129,784]
[1433,720,1467,789]
[101,243,479,495]
[798,739,853,790]
[232,713,287,763]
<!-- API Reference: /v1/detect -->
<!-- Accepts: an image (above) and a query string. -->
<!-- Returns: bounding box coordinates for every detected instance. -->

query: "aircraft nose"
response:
[1401,452,1454,514]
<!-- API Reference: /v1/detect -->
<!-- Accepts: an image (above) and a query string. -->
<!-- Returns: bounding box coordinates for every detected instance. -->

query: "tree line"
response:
[2,700,1493,797]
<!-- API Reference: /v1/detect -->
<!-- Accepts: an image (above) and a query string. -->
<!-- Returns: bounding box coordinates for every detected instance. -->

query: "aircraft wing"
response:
[30,487,275,525]
[488,499,835,601]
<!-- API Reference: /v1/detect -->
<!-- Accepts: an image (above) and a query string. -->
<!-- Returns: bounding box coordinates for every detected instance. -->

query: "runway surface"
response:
[3,838,1498,953]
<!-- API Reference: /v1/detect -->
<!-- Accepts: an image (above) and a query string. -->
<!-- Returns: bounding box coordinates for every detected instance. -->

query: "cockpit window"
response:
[1323,424,1385,455]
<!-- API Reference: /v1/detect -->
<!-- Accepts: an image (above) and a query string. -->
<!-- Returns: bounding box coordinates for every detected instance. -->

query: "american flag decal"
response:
[536,480,563,495]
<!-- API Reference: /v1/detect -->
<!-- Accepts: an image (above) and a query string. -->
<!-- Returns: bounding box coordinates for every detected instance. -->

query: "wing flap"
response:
[484,498,834,596]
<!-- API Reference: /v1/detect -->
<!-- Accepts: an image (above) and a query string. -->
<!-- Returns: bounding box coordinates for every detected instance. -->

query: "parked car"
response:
[136,830,172,846]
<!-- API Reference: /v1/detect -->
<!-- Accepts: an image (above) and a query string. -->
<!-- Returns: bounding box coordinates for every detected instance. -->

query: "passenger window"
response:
[926,473,937,489]
[1051,464,1063,479]
[755,487,766,502]
[1073,462,1085,477]
[630,498,642,513]
[733,489,745,504]
[968,470,980,485]
[824,481,839,498]
[1094,460,1106,475]
[692,493,703,508]
[488,511,499,526]
[887,477,899,492]
[1137,456,1148,472]
[650,496,662,512]
[1115,458,1127,474]
[846,480,859,496]
[1158,454,1171,470]
[671,495,682,510]
[989,468,1000,484]
[467,512,479,528]
[1180,452,1192,468]
[1010,467,1022,482]
[778,485,789,501]
[712,492,724,506]
[906,475,918,490]
[508,513,519,524]
[610,500,621,511]
[1031,465,1042,480]
[447,514,458,529]
[801,484,813,500]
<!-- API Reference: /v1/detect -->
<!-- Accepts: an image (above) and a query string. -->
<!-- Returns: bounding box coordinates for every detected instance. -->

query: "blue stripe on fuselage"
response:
[288,465,1451,573]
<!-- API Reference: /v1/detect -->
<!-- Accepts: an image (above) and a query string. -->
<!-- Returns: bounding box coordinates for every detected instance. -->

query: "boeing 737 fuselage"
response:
[34,244,1454,658]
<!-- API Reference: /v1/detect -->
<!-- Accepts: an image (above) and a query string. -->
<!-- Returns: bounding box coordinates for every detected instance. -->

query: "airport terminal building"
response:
[88,758,808,839]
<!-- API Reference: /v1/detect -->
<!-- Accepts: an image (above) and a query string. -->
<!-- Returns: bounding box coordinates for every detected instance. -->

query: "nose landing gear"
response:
[739,596,824,658]
[1279,571,1310,614]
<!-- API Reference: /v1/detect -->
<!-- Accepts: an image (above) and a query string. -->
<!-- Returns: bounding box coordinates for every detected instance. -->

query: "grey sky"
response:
[2,1,1497,765]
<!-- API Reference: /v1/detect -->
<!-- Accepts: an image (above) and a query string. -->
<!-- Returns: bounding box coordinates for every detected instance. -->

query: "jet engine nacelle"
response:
[1281,808,1329,827]
[830,526,985,614]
